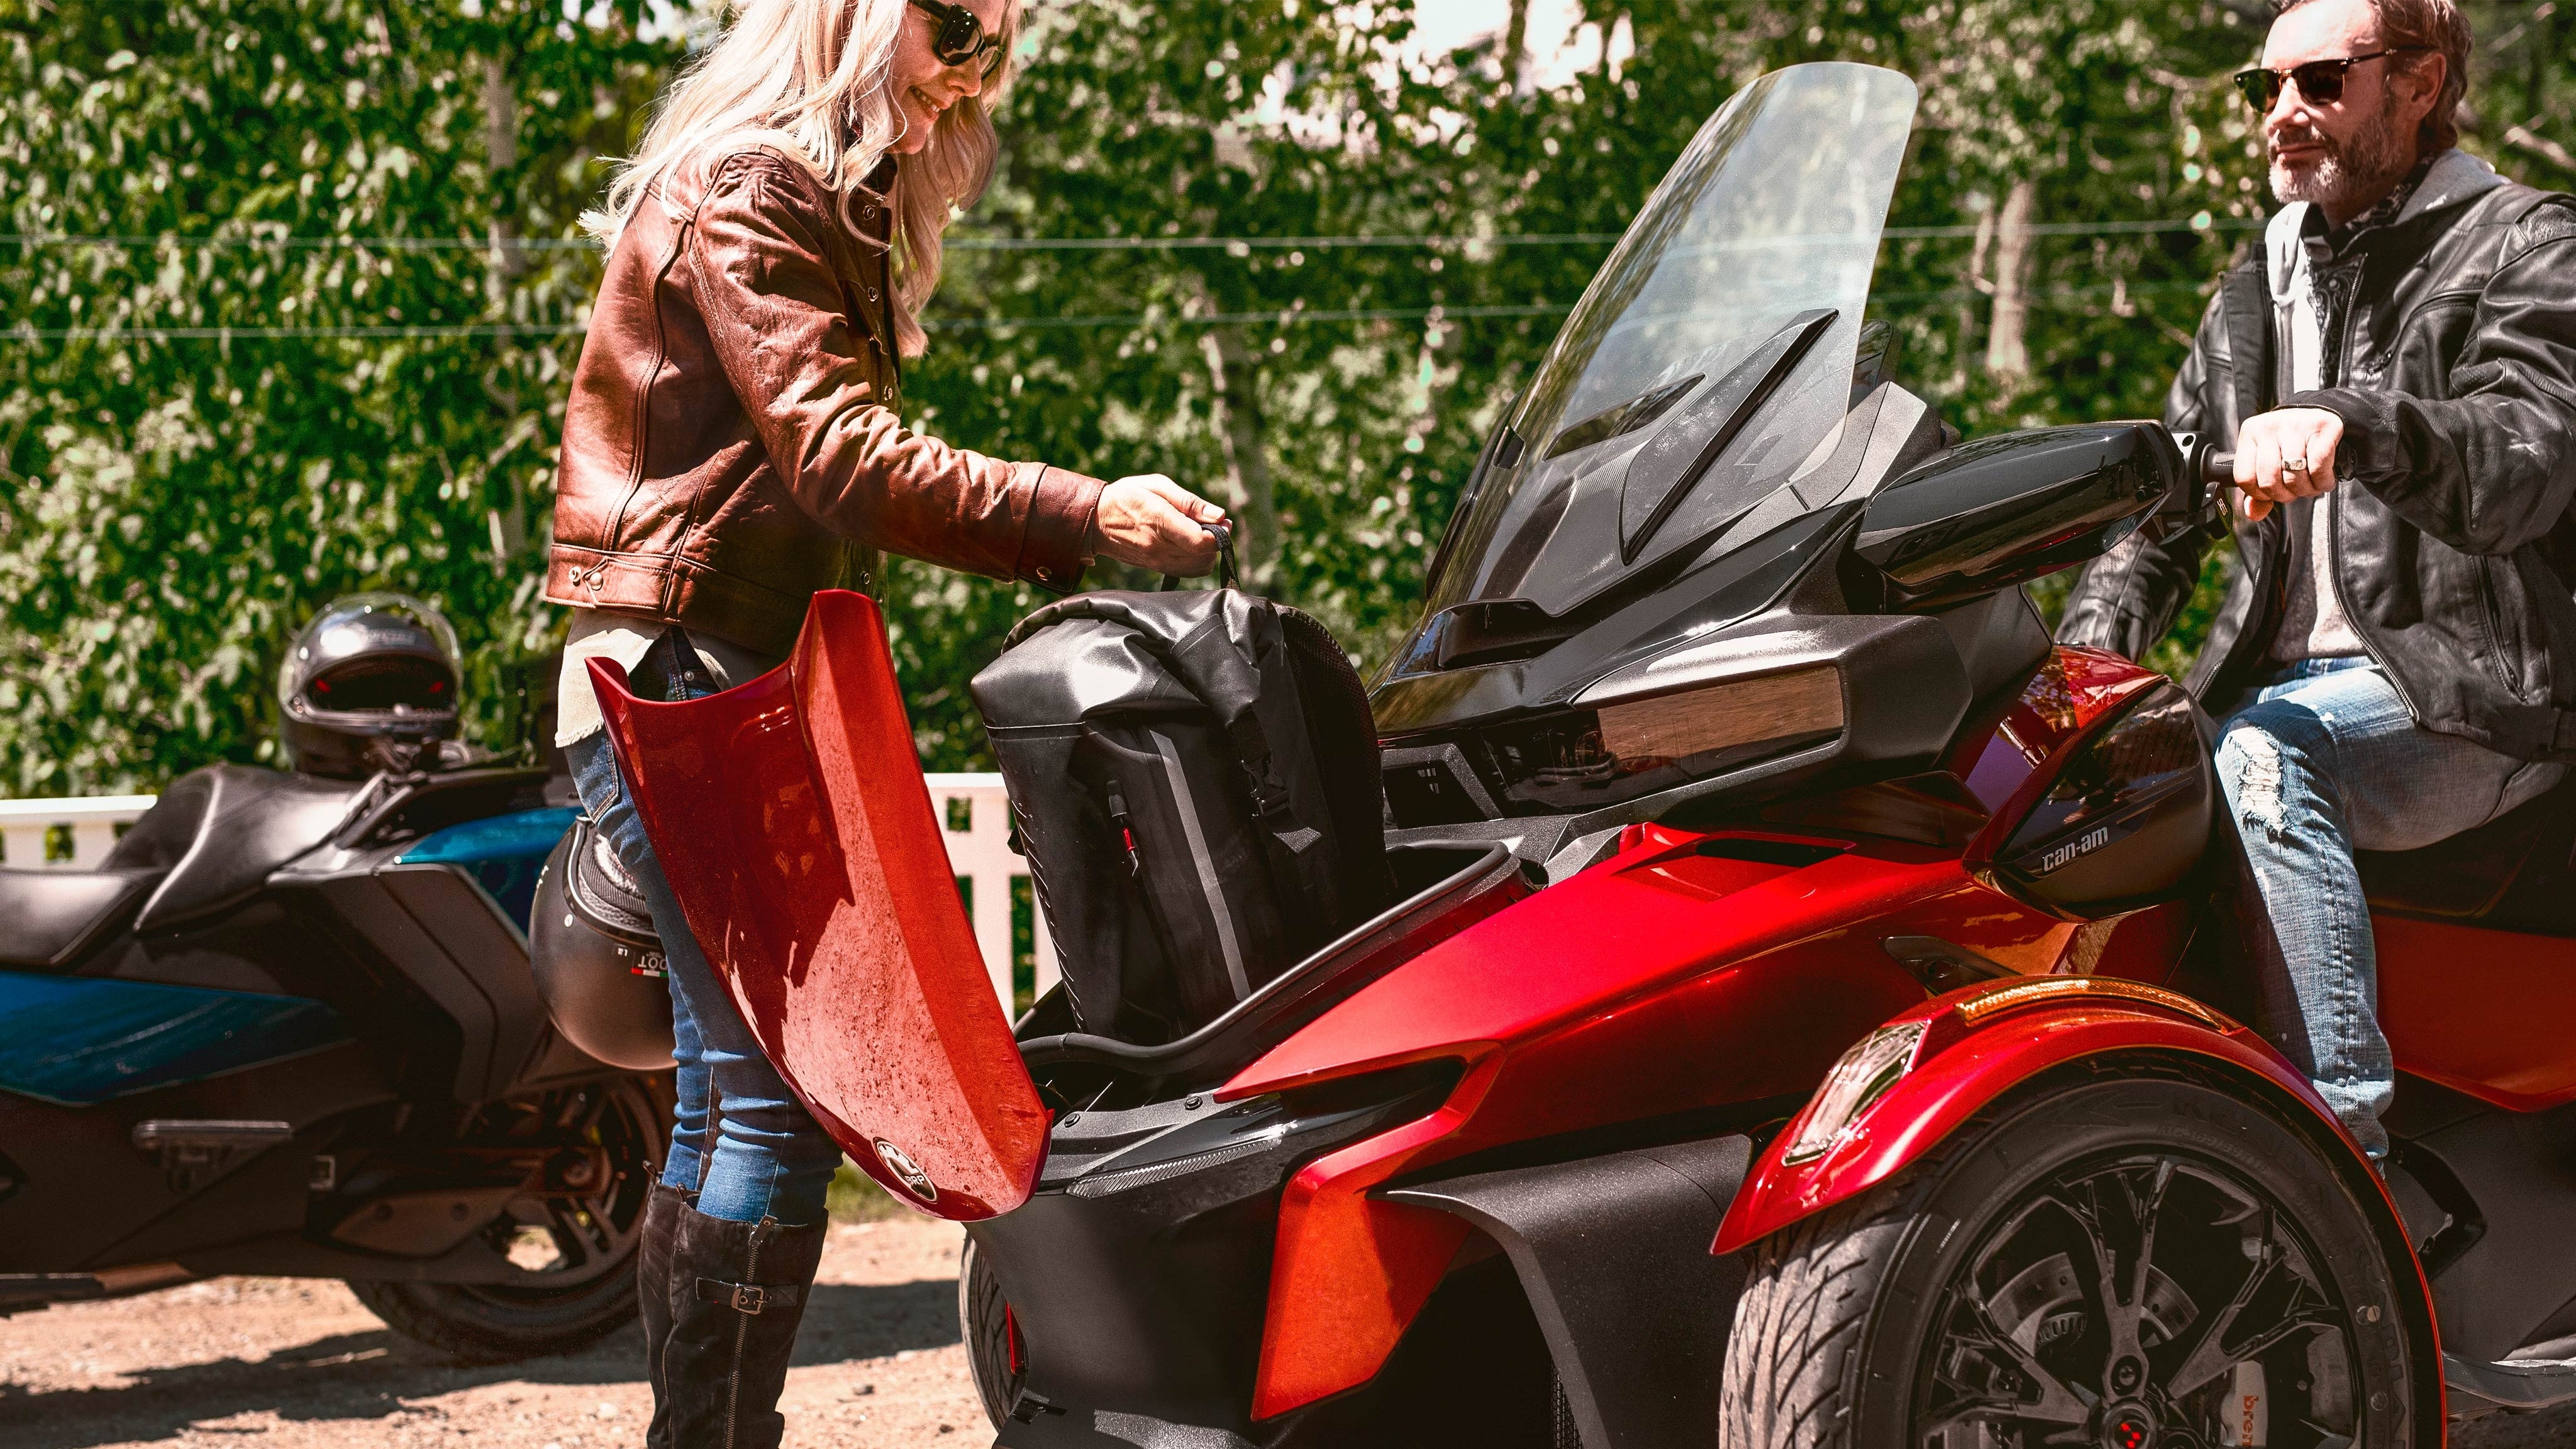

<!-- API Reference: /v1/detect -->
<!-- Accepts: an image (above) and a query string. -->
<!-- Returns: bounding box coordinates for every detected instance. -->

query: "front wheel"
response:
[1721,1069,2416,1449]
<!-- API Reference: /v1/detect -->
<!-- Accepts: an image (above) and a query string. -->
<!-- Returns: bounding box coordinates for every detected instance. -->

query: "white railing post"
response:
[923,774,1053,1019]
[0,796,158,870]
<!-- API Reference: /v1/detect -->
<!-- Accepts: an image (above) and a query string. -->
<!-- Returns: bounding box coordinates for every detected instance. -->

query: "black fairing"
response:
[1983,684,2217,916]
[1382,1136,1753,1449]
[971,1064,1459,1445]
[1853,421,2180,608]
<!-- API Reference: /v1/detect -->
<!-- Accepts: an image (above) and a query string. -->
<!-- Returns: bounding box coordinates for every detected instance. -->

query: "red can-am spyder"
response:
[591,62,2576,1449]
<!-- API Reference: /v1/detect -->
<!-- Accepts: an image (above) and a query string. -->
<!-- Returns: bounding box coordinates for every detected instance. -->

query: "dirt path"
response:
[16,1217,2576,1449]
[0,1217,984,1449]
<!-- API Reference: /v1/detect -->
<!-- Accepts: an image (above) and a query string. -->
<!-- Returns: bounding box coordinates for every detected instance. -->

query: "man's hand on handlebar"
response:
[2231,407,2344,523]
[1091,475,1230,575]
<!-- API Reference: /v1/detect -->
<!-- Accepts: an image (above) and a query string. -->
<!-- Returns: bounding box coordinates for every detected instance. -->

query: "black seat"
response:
[0,867,164,969]
[2360,772,2576,937]
[104,765,365,933]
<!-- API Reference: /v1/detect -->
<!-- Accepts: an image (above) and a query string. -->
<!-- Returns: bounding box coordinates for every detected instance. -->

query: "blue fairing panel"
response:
[396,806,578,931]
[0,970,351,1106]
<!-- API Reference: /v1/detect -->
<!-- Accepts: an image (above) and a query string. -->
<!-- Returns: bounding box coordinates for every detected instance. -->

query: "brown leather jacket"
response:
[547,145,1104,655]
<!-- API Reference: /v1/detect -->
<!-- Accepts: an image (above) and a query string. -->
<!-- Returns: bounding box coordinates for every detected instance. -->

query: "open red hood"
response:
[590,590,1045,1219]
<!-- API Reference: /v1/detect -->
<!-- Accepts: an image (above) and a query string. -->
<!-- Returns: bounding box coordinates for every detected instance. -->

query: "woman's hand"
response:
[1091,475,1229,575]
[2232,408,2344,523]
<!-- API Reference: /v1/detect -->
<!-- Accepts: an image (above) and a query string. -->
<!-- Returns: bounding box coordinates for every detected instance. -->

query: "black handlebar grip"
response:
[2202,450,2236,486]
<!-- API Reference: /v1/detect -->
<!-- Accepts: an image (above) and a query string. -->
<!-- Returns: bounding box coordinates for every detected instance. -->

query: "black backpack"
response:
[970,589,1391,1045]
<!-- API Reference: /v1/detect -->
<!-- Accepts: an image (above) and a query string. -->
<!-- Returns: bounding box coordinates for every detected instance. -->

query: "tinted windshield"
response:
[1421,63,1918,620]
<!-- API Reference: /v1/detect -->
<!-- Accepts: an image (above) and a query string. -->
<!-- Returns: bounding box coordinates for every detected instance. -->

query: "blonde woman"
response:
[546,0,1222,1438]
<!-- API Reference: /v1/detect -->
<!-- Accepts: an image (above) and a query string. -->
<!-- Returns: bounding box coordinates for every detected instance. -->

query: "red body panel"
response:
[1231,647,2236,1413]
[1228,830,2088,1413]
[1251,1056,1498,1419]
[591,590,1045,1220]
[2377,914,2576,1110]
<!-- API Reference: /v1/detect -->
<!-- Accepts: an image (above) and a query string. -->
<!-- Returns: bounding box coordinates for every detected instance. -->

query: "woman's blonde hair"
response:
[589,0,1020,357]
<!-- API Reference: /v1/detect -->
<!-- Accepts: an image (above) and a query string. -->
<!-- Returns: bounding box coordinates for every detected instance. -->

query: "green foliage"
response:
[9,0,2569,789]
[0,0,667,792]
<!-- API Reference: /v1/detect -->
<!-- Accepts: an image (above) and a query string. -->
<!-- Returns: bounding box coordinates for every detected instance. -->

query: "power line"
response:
[1885,216,2263,239]
[945,233,1622,251]
[0,235,601,252]
[3,280,2218,345]
[936,301,1570,330]
[3,322,588,341]
[0,214,2268,255]
[3,304,1570,343]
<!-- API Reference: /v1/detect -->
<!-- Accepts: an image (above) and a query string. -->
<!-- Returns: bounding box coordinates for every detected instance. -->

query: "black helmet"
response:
[278,593,462,777]
[529,819,676,1070]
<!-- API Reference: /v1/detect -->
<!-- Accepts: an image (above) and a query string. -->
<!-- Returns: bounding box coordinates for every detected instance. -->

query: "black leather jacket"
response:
[2060,155,2576,761]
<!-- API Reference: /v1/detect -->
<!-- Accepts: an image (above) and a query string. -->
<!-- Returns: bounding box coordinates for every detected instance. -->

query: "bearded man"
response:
[2059,0,2576,1158]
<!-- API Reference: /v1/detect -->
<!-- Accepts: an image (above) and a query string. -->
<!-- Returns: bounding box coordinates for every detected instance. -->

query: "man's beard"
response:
[2270,91,2413,216]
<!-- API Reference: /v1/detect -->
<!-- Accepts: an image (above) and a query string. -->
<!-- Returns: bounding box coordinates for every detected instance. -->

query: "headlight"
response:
[1379,665,1844,824]
[1780,1019,1928,1164]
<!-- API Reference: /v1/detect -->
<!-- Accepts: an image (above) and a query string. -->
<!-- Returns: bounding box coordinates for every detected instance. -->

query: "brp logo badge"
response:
[872,1138,939,1204]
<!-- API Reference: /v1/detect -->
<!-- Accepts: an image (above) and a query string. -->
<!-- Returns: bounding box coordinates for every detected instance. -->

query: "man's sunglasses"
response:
[2231,47,2428,113]
[908,0,1008,76]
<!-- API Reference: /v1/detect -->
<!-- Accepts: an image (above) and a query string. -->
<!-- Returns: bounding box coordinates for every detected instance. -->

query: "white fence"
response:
[0,777,1059,1015]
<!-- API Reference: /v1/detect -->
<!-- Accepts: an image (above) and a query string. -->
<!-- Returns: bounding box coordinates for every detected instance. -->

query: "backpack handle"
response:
[1160,521,1238,592]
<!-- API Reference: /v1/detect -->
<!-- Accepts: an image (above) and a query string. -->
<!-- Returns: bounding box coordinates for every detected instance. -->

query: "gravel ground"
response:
[12,1214,2576,1449]
[0,1216,985,1449]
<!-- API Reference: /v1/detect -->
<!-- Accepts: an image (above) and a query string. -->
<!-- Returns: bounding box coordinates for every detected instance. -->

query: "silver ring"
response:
[2283,455,2310,472]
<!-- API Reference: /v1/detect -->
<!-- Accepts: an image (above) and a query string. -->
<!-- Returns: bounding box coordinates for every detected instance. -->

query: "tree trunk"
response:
[482,53,523,307]
[1199,325,1280,587]
[1985,179,2037,377]
[481,51,527,571]
[1503,0,1531,90]
[1953,203,1997,390]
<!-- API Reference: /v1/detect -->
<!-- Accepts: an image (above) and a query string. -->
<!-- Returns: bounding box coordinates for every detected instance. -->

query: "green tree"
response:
[0,0,669,794]
[11,0,2567,791]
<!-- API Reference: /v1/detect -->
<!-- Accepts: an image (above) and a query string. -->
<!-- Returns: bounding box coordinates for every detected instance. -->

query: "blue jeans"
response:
[566,733,842,1225]
[2215,658,2563,1158]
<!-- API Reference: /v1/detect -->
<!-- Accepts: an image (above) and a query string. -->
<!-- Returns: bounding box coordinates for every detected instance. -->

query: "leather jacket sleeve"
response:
[2297,203,2576,558]
[687,156,1106,589]
[2054,294,2225,659]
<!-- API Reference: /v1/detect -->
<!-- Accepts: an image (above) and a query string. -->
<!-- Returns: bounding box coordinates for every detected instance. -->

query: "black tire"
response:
[960,1235,1023,1429]
[349,1075,669,1365]
[1721,1067,2415,1449]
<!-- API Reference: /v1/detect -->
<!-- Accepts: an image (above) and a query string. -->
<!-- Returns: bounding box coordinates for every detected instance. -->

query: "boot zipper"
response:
[726,1218,772,1446]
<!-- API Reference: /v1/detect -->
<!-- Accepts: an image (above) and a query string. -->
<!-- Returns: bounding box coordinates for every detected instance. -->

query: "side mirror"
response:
[1852,423,2182,609]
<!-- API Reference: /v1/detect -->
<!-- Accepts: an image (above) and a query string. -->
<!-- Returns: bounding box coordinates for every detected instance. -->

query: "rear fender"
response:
[1713,976,2376,1255]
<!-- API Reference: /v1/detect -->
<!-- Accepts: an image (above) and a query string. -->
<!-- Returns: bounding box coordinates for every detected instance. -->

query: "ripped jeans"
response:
[2216,657,2563,1158]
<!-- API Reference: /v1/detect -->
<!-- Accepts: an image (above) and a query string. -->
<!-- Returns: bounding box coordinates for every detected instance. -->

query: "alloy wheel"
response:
[1914,1151,2363,1449]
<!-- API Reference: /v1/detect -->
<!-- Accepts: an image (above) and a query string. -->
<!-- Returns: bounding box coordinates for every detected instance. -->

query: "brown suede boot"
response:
[635,1181,689,1449]
[653,1203,828,1449]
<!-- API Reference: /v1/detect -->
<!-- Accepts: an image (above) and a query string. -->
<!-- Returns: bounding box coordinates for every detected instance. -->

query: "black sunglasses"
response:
[908,0,1008,76]
[2232,47,2428,113]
